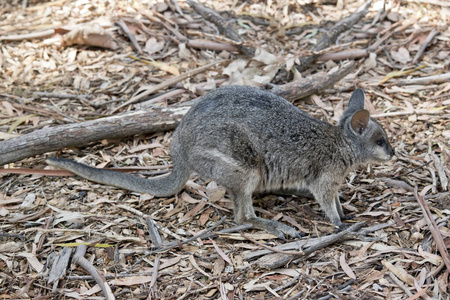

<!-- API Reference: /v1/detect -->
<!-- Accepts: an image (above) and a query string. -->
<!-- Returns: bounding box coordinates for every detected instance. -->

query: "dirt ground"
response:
[0,0,449,299]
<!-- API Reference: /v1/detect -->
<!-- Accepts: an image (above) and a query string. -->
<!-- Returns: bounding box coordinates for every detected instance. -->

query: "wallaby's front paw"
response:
[247,217,301,239]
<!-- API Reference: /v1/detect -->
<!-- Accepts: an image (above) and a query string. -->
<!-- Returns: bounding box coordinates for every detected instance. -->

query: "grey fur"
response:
[47,86,394,238]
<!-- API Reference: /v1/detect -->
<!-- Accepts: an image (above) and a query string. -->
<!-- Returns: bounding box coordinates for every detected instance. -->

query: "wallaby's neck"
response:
[339,123,369,168]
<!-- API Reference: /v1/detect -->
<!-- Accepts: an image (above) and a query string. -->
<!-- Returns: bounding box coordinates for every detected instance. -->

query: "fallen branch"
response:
[0,106,189,166]
[274,61,356,102]
[187,0,255,57]
[111,60,228,113]
[246,222,391,269]
[296,0,372,71]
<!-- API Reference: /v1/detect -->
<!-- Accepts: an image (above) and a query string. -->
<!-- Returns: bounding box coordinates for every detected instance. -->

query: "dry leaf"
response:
[391,47,411,64]
[382,260,414,285]
[144,37,165,55]
[210,239,232,265]
[339,253,356,279]
[253,48,278,65]
[181,200,206,221]
[63,23,118,49]
[178,43,191,60]
[17,252,44,273]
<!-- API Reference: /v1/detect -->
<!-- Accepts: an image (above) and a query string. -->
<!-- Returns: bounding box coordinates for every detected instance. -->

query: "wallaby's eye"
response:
[376,138,385,146]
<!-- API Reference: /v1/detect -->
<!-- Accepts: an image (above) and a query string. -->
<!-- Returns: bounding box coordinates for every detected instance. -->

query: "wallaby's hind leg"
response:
[229,189,301,239]
[188,149,300,239]
[335,195,345,219]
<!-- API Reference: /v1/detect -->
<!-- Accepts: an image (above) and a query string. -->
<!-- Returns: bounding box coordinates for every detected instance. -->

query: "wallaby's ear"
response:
[348,88,365,111]
[339,88,366,125]
[350,110,370,134]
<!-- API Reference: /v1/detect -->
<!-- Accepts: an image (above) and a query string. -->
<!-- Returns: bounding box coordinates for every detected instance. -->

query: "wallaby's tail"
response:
[46,158,190,197]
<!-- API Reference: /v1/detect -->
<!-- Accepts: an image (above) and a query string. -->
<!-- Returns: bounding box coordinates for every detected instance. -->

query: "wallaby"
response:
[47,86,394,238]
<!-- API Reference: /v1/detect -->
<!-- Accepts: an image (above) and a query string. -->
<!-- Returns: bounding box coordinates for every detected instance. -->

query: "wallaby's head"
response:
[339,89,395,164]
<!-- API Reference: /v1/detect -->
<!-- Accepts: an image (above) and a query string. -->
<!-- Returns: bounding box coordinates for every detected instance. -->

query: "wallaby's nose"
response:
[391,148,395,156]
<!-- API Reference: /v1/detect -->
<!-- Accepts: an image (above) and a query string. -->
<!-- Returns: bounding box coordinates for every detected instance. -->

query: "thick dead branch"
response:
[187,0,255,57]
[296,0,372,71]
[273,61,356,102]
[0,106,188,166]
[248,222,393,269]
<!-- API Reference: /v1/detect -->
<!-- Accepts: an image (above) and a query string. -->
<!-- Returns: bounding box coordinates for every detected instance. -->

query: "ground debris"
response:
[0,0,449,299]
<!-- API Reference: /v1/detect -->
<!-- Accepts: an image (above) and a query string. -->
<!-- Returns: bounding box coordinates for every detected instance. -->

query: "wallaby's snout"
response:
[387,143,395,159]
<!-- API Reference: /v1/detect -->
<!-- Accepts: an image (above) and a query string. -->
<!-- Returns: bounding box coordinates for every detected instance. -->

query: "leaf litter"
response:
[0,0,449,299]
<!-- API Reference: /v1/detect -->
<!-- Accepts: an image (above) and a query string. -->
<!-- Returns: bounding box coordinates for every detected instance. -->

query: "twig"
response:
[296,0,372,71]
[140,89,186,106]
[186,39,238,52]
[414,188,450,272]
[253,222,369,269]
[187,0,255,56]
[388,272,413,297]
[35,92,92,100]
[317,49,370,61]
[0,29,54,41]
[154,216,227,253]
[391,161,432,180]
[171,0,184,16]
[149,254,161,295]
[176,280,195,300]
[117,19,142,54]
[111,60,228,113]
[273,275,301,292]
[146,217,163,247]
[396,72,450,86]
[413,29,439,63]
[66,270,174,281]
[0,97,64,119]
[286,289,306,300]
[403,0,450,7]
[72,244,115,300]
[240,232,305,255]
[143,11,186,42]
